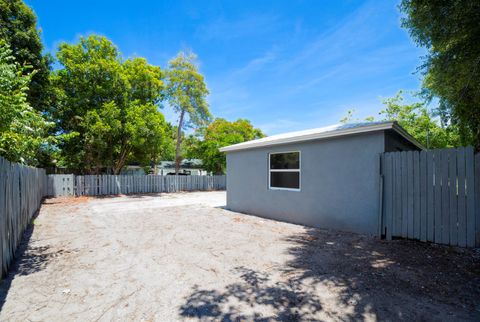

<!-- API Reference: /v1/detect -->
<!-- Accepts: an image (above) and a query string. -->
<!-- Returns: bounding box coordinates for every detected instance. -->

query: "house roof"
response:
[219,121,424,152]
[158,159,203,169]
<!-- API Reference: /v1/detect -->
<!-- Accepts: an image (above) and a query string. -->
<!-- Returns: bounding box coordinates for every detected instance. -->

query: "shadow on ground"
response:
[0,212,64,311]
[180,228,480,321]
[181,266,322,321]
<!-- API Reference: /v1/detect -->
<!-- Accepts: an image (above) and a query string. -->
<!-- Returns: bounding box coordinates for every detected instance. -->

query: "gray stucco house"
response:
[220,121,423,235]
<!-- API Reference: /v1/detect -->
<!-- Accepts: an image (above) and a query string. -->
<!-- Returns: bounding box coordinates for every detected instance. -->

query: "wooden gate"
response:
[380,147,479,247]
[47,174,74,197]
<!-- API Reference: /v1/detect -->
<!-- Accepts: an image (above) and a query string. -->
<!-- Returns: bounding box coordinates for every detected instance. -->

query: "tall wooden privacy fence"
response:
[0,157,47,276]
[48,174,226,197]
[380,147,479,248]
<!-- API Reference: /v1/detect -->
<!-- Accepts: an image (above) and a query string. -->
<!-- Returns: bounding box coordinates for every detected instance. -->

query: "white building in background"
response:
[121,159,208,176]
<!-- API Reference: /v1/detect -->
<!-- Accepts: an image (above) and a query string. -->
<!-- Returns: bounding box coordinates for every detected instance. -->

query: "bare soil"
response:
[0,191,479,321]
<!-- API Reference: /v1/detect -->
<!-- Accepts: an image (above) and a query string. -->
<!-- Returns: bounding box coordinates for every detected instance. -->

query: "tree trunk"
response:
[175,109,186,175]
[113,144,130,175]
[151,154,158,175]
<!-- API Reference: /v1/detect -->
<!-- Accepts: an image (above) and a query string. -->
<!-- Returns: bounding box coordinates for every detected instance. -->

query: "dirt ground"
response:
[0,191,479,321]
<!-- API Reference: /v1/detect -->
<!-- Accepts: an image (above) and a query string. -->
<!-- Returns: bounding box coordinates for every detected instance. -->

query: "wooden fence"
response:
[47,174,74,197]
[0,157,47,276]
[48,174,226,197]
[380,147,479,247]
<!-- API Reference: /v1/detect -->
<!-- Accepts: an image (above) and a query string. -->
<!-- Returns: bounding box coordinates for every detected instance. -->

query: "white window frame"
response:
[268,151,301,191]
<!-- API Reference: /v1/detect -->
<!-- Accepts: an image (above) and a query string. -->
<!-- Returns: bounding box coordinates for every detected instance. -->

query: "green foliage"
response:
[340,109,358,124]
[0,0,52,112]
[52,35,171,173]
[166,52,211,128]
[165,51,211,173]
[81,101,122,172]
[127,102,170,170]
[400,0,480,149]
[161,123,177,161]
[380,92,460,149]
[0,41,52,164]
[339,91,461,149]
[186,118,265,174]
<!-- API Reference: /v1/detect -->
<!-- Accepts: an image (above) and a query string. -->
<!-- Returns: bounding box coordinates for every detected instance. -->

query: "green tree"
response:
[340,92,460,149]
[400,0,480,149]
[161,123,177,161]
[52,35,169,173]
[0,0,52,112]
[80,101,121,173]
[340,109,375,124]
[128,103,171,174]
[0,41,52,164]
[380,92,460,149]
[165,51,211,174]
[81,101,170,174]
[187,118,264,174]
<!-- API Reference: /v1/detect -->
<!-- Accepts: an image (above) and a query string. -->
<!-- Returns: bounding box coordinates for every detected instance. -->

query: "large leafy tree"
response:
[165,51,211,174]
[81,101,170,174]
[52,35,170,174]
[400,0,480,149]
[380,92,460,149]
[0,41,52,165]
[186,118,264,174]
[127,103,171,173]
[0,0,51,112]
[340,91,460,149]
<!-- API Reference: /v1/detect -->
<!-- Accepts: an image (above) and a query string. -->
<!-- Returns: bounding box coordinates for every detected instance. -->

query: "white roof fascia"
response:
[219,122,424,152]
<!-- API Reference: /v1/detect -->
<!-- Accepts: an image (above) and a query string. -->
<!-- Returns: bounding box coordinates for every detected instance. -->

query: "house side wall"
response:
[226,131,385,235]
[384,129,420,152]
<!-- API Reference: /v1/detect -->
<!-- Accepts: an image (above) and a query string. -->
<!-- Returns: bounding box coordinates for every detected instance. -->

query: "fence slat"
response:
[457,147,467,247]
[449,149,458,246]
[384,154,393,239]
[434,150,443,243]
[407,152,414,239]
[426,151,435,241]
[394,153,401,236]
[476,153,480,247]
[465,147,475,247]
[413,152,420,240]
[441,149,450,244]
[401,152,408,238]
[419,151,427,242]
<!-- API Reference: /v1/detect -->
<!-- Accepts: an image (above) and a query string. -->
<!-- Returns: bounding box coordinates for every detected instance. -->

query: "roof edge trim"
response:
[219,122,424,152]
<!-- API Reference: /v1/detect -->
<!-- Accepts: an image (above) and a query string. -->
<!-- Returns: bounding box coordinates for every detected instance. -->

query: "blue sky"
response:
[27,0,425,135]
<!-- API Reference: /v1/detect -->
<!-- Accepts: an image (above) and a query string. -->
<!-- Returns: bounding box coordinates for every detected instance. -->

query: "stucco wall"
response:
[226,131,385,235]
[384,129,420,152]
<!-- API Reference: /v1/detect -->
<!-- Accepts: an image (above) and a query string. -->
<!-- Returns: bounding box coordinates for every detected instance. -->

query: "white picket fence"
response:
[0,157,47,276]
[48,174,226,197]
[380,147,479,248]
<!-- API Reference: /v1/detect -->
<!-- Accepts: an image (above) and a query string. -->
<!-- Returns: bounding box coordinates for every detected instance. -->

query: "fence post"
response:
[378,154,385,238]
[466,147,475,247]
[475,153,480,247]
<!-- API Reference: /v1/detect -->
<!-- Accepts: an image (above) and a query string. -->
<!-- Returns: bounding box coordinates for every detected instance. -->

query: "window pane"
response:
[270,152,299,169]
[270,172,300,189]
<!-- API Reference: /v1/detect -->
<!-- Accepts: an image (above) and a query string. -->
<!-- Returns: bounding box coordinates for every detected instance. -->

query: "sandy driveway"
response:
[0,191,479,321]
